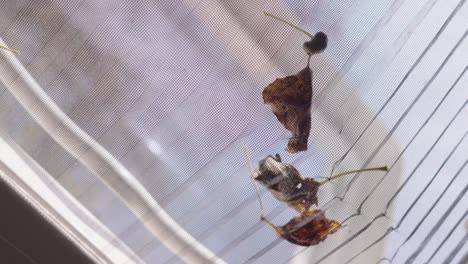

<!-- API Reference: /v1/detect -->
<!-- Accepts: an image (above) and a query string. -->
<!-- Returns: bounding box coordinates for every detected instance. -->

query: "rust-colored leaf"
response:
[263,65,312,153]
[278,209,341,246]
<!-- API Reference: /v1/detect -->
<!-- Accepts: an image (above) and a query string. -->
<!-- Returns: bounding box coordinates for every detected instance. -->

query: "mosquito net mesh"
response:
[0,0,467,263]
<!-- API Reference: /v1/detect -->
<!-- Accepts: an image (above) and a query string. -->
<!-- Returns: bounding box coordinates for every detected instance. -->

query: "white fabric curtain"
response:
[0,0,466,263]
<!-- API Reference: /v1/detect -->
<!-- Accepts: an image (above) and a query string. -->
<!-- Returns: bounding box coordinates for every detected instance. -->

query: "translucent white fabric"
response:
[0,0,467,263]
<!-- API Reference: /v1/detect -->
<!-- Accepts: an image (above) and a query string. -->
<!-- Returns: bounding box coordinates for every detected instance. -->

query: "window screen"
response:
[0,0,467,263]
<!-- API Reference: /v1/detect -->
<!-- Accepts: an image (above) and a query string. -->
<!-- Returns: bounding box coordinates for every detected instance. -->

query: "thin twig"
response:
[320,166,388,186]
[262,11,314,39]
[0,45,20,54]
[243,144,265,217]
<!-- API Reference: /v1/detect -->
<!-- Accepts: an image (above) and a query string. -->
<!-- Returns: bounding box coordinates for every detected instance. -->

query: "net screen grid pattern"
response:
[0,0,467,263]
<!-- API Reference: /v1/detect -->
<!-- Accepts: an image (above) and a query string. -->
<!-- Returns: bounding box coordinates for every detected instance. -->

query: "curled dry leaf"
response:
[253,154,320,213]
[261,12,328,153]
[263,64,312,153]
[273,209,341,246]
[303,31,328,55]
[252,153,389,213]
[243,145,388,246]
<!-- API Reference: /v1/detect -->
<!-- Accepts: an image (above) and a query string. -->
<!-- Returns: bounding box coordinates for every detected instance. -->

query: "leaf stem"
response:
[243,144,265,218]
[0,45,20,54]
[320,166,388,186]
[262,11,314,39]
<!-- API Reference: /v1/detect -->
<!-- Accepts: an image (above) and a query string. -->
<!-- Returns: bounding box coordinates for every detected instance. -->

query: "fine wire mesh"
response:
[0,0,467,263]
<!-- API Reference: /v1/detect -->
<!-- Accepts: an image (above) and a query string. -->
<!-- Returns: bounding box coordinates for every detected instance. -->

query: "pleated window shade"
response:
[0,0,467,263]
